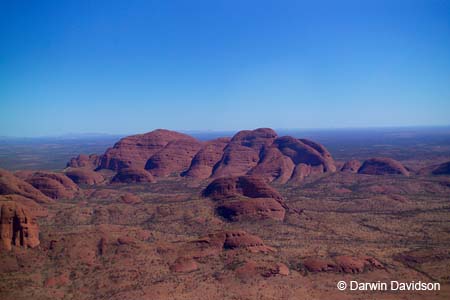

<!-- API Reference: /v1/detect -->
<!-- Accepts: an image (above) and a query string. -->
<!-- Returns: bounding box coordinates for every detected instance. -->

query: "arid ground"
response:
[1,127,449,300]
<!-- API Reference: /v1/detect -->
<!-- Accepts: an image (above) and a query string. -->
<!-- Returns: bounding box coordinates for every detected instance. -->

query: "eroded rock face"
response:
[230,128,278,150]
[274,137,336,173]
[18,171,80,200]
[183,230,275,259]
[65,168,104,185]
[183,138,230,179]
[67,154,101,169]
[0,201,40,251]
[203,175,283,201]
[0,169,52,204]
[120,193,142,204]
[90,128,336,183]
[418,161,450,176]
[111,168,155,184]
[234,260,289,279]
[212,144,260,178]
[289,163,317,183]
[219,230,275,252]
[211,129,277,178]
[204,175,286,221]
[0,195,48,218]
[301,255,383,274]
[430,161,450,175]
[99,129,197,171]
[358,157,410,176]
[340,160,362,173]
[145,139,202,177]
[217,198,286,221]
[247,148,295,184]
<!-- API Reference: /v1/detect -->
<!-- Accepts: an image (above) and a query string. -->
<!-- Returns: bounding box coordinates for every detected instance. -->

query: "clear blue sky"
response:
[1,0,449,136]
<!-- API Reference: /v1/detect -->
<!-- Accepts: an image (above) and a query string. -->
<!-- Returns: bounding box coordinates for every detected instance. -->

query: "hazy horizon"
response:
[1,124,450,139]
[1,1,449,136]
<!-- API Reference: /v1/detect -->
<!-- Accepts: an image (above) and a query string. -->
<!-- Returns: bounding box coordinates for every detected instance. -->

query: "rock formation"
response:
[301,255,383,274]
[340,159,361,173]
[358,157,410,176]
[183,138,230,179]
[65,168,105,185]
[0,169,52,204]
[216,198,286,221]
[274,137,336,173]
[67,154,101,169]
[0,195,48,218]
[17,171,80,200]
[183,230,275,259]
[120,193,143,204]
[211,129,277,178]
[145,138,202,177]
[111,168,155,183]
[429,161,450,175]
[203,175,286,221]
[219,230,275,252]
[203,175,283,201]
[99,129,198,171]
[0,201,40,251]
[247,147,295,184]
[71,128,336,183]
[418,161,450,176]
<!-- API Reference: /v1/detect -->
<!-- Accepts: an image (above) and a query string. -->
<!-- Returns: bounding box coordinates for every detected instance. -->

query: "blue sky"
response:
[1,0,449,136]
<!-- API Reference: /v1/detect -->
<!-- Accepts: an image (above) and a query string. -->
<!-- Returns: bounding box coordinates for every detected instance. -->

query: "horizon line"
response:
[1,124,450,139]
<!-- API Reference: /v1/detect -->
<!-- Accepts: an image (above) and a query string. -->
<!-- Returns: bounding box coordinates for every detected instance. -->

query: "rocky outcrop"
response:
[301,255,383,274]
[120,193,142,204]
[418,161,450,176]
[67,154,101,169]
[183,138,230,179]
[111,168,155,183]
[211,129,277,178]
[203,175,283,201]
[85,128,336,183]
[230,128,278,150]
[235,261,289,278]
[247,147,295,183]
[274,137,336,173]
[0,195,48,218]
[65,168,105,185]
[212,144,260,178]
[429,161,450,175]
[145,139,202,177]
[0,201,40,251]
[99,129,197,171]
[0,169,52,204]
[203,176,286,221]
[17,171,80,200]
[219,230,273,251]
[217,198,286,221]
[183,230,275,259]
[340,160,361,173]
[358,157,410,176]
[289,163,317,183]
